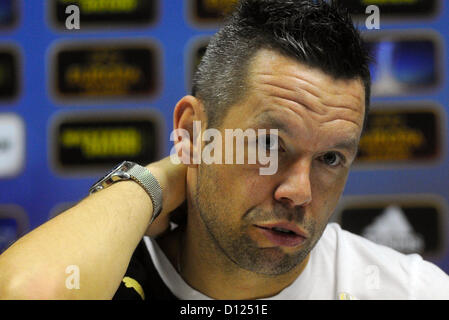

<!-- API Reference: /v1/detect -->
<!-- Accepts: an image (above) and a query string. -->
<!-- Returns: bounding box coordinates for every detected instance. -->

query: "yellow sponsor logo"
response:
[65,63,142,95]
[357,111,435,162]
[359,128,425,160]
[59,0,139,13]
[61,127,142,158]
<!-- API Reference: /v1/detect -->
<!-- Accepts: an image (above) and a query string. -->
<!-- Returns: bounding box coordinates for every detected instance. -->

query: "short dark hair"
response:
[192,0,371,129]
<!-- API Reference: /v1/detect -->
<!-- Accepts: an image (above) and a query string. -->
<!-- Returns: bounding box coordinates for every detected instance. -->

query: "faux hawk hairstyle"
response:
[191,0,372,129]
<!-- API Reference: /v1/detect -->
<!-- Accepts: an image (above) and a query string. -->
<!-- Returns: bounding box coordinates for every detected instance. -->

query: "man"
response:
[0,0,448,300]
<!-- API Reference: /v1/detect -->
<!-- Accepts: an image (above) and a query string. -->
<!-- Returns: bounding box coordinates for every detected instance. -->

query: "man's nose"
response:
[274,160,312,209]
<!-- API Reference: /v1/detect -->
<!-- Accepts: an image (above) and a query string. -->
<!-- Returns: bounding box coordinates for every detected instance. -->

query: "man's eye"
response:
[321,152,343,167]
[258,134,279,151]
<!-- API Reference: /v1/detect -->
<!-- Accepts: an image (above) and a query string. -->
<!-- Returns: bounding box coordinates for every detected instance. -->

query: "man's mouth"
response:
[253,222,308,247]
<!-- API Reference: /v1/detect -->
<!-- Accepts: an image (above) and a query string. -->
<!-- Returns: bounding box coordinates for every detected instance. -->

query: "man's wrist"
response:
[145,157,187,220]
[89,161,163,225]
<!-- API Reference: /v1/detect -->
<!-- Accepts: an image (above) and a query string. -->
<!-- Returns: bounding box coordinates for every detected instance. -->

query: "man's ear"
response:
[172,95,206,168]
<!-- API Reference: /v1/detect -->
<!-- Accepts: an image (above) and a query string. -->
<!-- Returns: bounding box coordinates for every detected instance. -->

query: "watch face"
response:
[91,161,129,190]
[111,161,128,172]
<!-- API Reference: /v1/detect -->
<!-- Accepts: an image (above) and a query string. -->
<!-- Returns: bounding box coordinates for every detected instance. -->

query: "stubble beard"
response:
[194,164,324,276]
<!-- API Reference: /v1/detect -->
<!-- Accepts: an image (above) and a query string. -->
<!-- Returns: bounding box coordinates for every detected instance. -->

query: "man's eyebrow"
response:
[331,139,359,155]
[251,112,293,135]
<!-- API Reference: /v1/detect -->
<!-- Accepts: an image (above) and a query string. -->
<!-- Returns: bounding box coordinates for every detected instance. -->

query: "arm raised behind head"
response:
[0,156,186,300]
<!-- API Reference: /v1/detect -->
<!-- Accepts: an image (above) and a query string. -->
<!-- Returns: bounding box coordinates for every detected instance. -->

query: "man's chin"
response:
[230,245,308,276]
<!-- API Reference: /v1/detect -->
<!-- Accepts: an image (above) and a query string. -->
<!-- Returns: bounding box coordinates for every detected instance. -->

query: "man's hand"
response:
[144,156,188,237]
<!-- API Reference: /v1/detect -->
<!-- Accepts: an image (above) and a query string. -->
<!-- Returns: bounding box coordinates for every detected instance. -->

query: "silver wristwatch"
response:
[89,161,163,225]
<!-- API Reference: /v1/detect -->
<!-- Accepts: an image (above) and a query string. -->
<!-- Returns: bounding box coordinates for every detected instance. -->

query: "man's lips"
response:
[252,222,308,247]
[253,222,308,238]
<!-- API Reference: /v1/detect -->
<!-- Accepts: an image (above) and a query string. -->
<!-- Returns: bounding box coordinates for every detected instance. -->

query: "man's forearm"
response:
[0,180,153,299]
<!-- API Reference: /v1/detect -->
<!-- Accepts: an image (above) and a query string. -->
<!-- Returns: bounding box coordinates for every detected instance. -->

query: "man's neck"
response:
[157,223,310,300]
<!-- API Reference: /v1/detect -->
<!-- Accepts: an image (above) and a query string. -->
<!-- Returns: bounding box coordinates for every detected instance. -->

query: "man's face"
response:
[192,49,365,276]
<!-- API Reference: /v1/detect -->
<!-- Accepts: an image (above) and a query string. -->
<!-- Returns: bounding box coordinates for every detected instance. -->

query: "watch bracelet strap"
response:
[128,164,163,225]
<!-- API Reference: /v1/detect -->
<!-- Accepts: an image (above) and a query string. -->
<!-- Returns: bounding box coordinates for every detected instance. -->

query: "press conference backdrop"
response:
[0,1,448,274]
